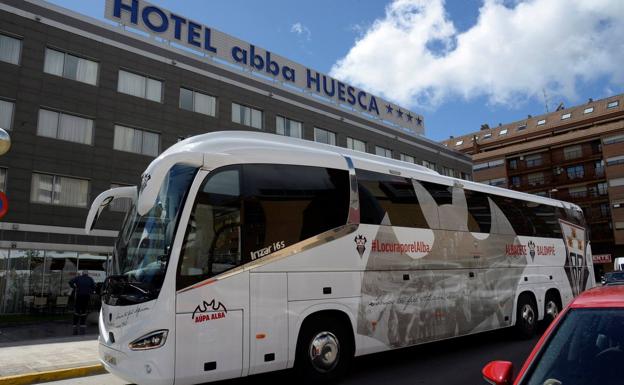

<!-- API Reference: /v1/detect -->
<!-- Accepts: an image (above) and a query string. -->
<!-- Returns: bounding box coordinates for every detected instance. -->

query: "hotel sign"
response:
[105,0,424,135]
[592,254,612,264]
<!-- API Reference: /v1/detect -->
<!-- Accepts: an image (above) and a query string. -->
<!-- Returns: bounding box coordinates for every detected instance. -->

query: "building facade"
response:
[442,95,624,277]
[0,0,471,314]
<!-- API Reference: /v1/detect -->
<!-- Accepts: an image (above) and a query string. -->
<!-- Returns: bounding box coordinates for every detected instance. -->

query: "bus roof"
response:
[137,131,581,215]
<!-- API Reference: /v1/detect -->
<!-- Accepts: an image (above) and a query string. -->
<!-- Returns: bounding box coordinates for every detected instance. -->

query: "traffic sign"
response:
[0,191,7,219]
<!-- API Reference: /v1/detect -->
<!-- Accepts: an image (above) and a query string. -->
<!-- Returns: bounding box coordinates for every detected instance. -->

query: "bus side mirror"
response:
[482,361,513,385]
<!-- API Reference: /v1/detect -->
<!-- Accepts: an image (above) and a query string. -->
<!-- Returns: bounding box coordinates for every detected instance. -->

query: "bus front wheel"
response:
[295,316,353,383]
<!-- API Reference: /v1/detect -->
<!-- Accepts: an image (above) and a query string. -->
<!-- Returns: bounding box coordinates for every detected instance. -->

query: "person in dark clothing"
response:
[69,271,95,335]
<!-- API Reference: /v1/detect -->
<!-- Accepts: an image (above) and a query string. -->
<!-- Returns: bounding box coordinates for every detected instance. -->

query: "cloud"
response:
[330,0,624,109]
[290,22,311,41]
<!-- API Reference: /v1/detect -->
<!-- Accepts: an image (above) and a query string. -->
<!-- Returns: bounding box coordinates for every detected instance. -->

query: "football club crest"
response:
[527,240,536,261]
[355,235,367,257]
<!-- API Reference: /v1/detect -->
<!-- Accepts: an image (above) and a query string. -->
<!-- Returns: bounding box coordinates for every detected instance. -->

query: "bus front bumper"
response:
[99,343,173,385]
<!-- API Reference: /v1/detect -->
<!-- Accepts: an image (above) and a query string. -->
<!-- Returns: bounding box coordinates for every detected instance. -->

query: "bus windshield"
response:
[104,164,197,305]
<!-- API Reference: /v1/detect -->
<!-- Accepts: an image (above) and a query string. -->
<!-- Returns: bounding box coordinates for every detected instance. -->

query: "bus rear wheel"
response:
[543,293,561,326]
[515,295,537,339]
[295,317,353,383]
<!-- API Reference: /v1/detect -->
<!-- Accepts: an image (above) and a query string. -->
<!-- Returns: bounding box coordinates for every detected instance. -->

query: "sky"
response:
[45,0,624,142]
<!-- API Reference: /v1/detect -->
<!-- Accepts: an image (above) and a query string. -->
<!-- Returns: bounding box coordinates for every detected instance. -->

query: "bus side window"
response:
[242,164,349,260]
[356,169,428,228]
[465,190,492,233]
[176,166,243,290]
[526,203,561,237]
[489,195,531,236]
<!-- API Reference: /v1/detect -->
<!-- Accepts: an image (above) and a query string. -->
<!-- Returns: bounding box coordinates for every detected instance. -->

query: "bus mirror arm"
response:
[85,186,137,235]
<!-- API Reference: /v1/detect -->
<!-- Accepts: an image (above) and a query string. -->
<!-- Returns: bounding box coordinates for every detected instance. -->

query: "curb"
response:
[0,364,106,385]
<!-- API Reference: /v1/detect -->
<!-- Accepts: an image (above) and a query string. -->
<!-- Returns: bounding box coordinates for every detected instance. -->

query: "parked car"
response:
[482,285,624,385]
[601,271,624,285]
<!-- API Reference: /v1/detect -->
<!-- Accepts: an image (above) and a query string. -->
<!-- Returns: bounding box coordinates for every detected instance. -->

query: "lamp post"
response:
[0,127,10,156]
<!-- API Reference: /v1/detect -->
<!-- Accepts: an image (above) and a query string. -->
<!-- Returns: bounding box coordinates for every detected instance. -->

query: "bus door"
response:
[173,167,249,384]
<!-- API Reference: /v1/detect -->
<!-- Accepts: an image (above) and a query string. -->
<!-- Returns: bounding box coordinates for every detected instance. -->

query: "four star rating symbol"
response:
[385,104,421,127]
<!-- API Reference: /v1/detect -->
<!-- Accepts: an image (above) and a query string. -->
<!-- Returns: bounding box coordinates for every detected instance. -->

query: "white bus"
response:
[86,131,595,385]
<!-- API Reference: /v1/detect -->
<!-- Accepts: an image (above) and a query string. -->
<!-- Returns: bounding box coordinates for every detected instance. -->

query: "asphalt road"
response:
[47,327,539,385]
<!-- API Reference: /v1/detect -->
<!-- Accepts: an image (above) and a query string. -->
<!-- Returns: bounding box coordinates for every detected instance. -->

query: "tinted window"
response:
[177,166,242,289]
[420,181,453,206]
[466,190,491,233]
[357,170,428,228]
[489,195,531,236]
[243,165,349,260]
[525,202,562,237]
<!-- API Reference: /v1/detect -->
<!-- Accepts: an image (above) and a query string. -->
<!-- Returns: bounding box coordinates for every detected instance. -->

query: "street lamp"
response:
[0,127,10,156]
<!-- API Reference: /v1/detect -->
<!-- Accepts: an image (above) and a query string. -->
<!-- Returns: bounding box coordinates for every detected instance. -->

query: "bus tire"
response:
[294,316,353,383]
[515,294,537,339]
[543,291,561,326]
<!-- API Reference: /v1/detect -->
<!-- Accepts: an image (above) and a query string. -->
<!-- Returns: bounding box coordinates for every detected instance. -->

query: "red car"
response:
[483,285,624,385]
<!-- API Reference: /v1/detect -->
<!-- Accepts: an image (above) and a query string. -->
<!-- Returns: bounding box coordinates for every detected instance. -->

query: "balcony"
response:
[551,145,602,166]
[553,167,606,185]
[507,157,552,175]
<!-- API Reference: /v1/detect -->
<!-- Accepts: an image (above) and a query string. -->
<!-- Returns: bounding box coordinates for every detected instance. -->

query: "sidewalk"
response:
[0,317,105,384]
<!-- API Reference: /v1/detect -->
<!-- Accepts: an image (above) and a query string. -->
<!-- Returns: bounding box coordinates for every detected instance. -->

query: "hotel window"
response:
[525,153,543,167]
[607,155,624,166]
[44,48,98,86]
[314,127,336,145]
[375,146,392,158]
[400,154,414,163]
[0,167,6,192]
[568,186,587,198]
[483,133,492,140]
[347,137,366,152]
[117,69,162,102]
[275,116,301,138]
[109,183,132,213]
[0,34,21,65]
[113,125,159,156]
[442,167,453,177]
[561,113,571,120]
[499,128,508,136]
[527,172,545,186]
[517,124,527,131]
[603,134,624,145]
[607,100,619,109]
[30,173,89,207]
[584,107,594,114]
[486,178,506,187]
[536,119,546,126]
[455,140,463,146]
[232,102,262,129]
[422,160,436,171]
[566,165,584,180]
[37,108,93,145]
[474,159,504,171]
[597,182,608,195]
[0,99,14,130]
[179,88,216,116]
[563,144,582,160]
[510,176,521,187]
[508,159,518,170]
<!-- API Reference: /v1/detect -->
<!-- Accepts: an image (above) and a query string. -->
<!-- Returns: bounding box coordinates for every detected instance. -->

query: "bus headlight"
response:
[129,330,168,351]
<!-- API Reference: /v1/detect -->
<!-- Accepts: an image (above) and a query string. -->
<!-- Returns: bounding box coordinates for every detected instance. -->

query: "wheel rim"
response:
[521,304,535,327]
[545,300,559,320]
[309,331,340,373]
